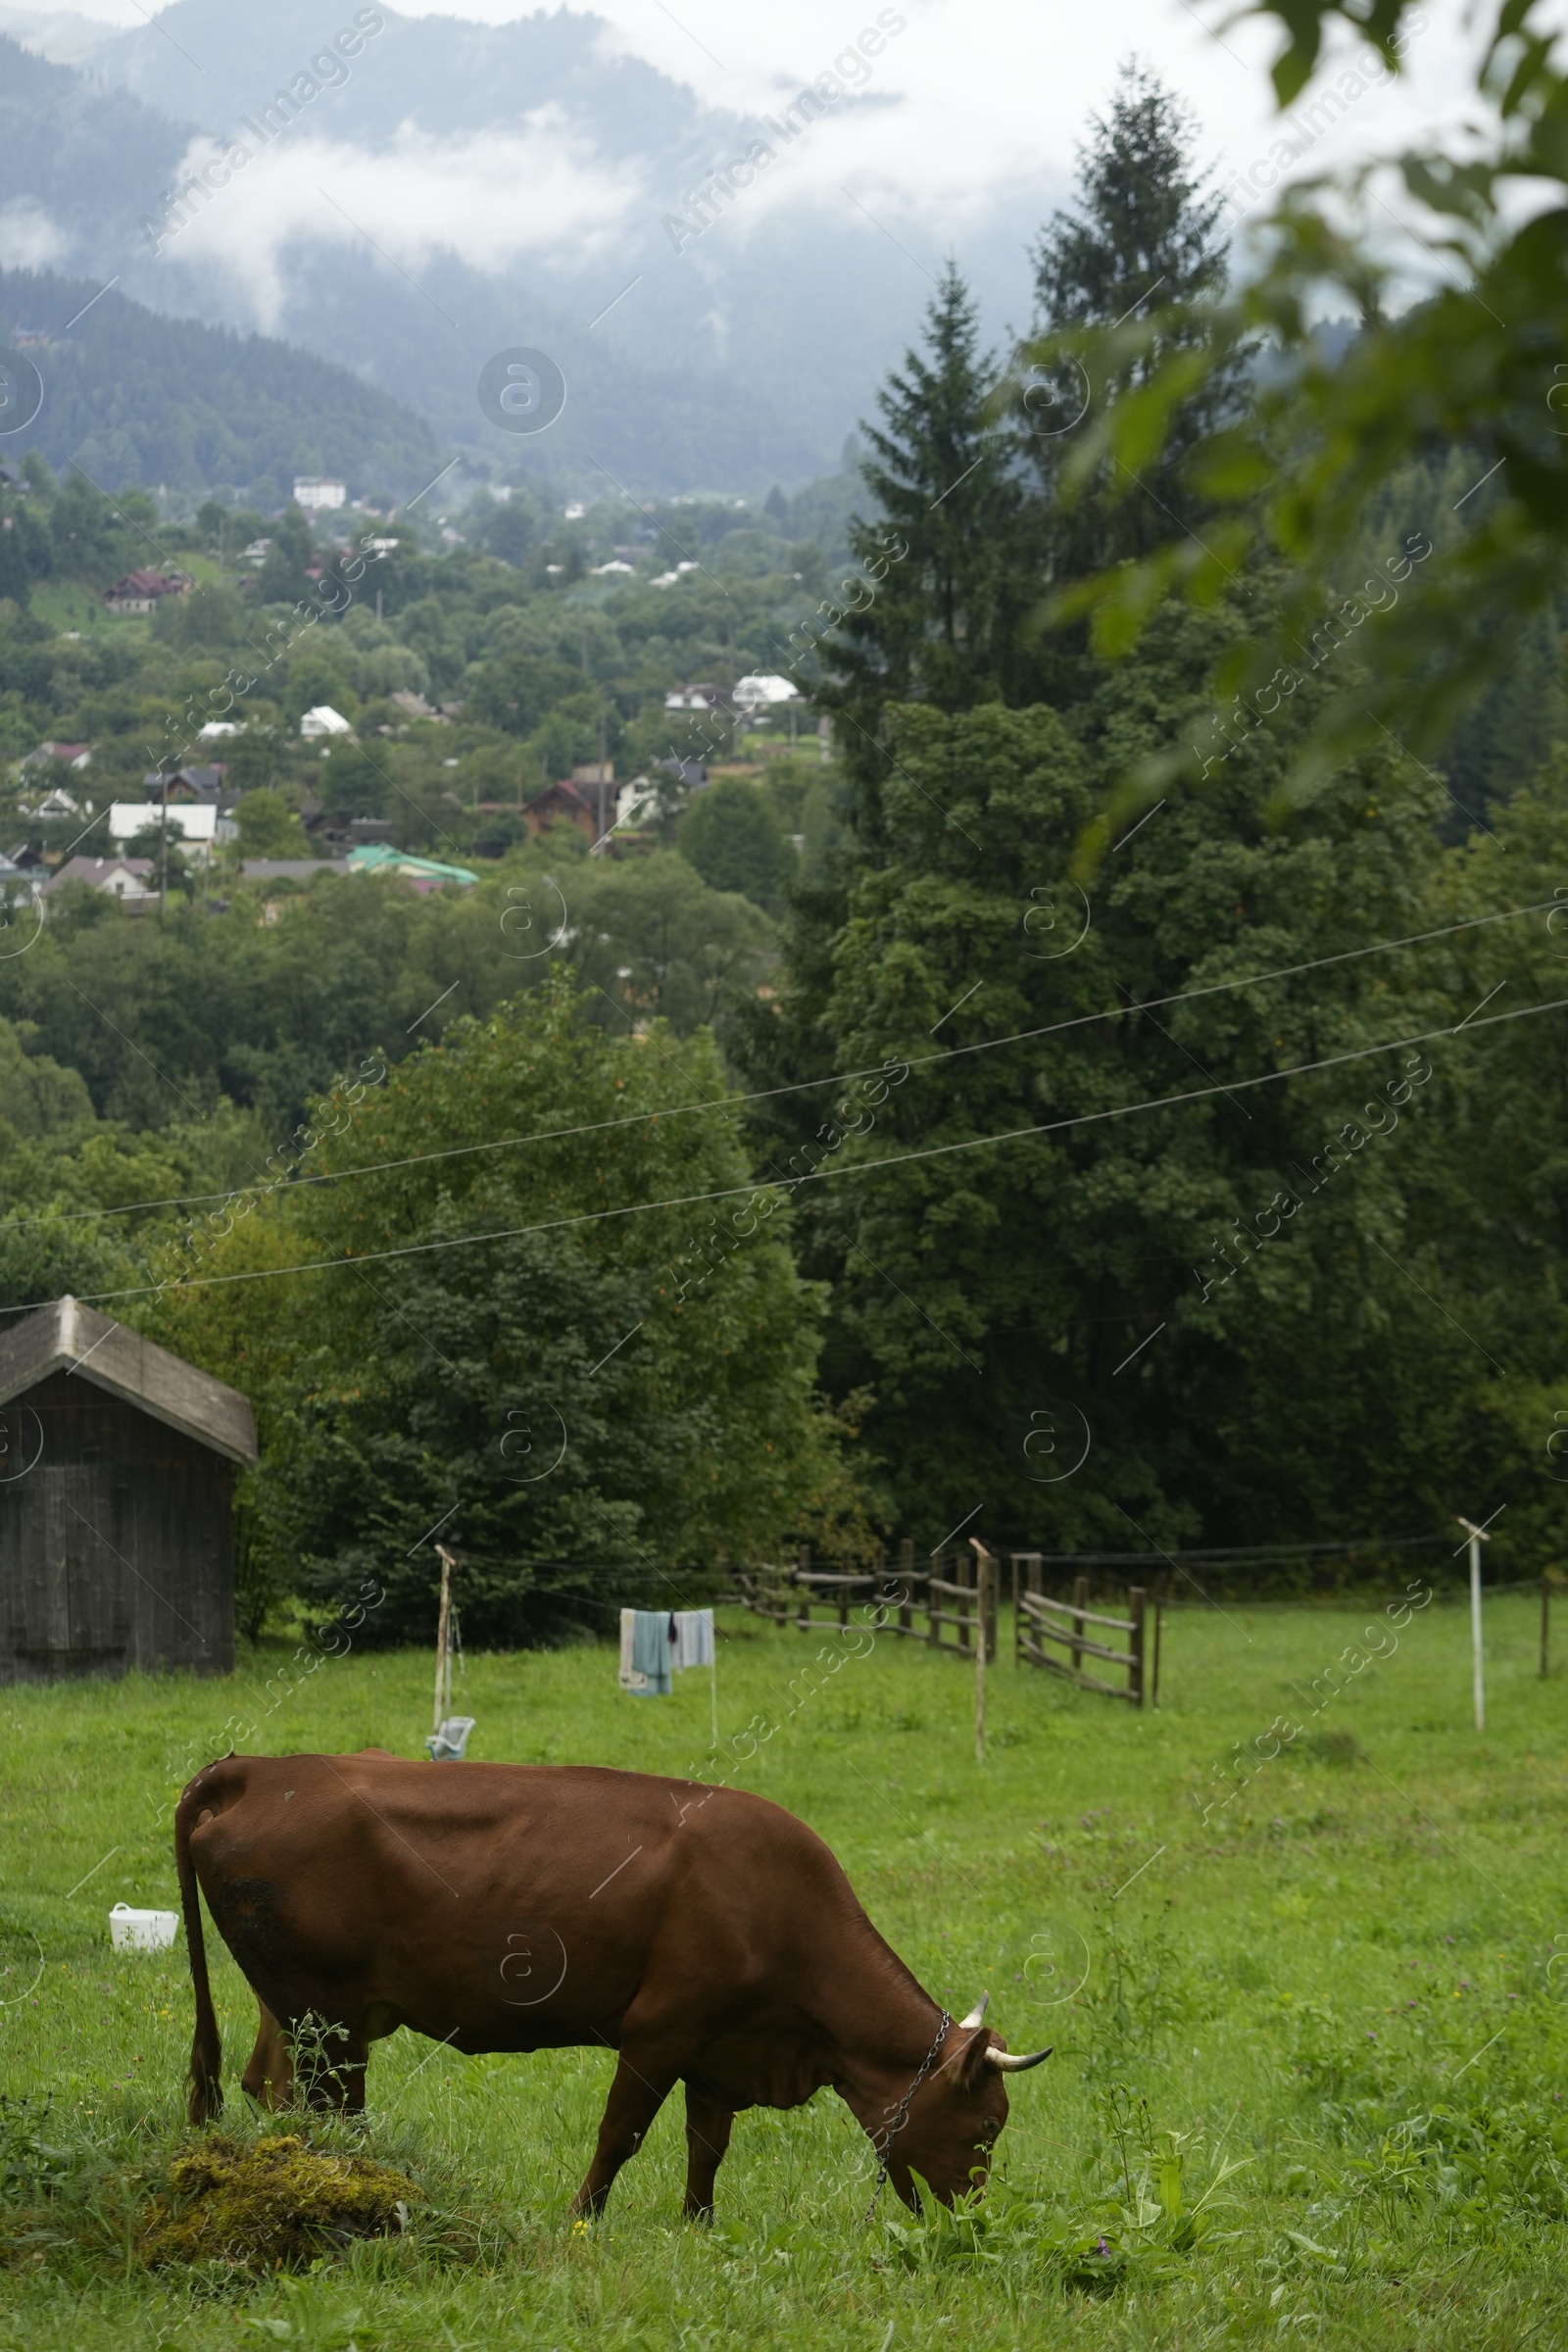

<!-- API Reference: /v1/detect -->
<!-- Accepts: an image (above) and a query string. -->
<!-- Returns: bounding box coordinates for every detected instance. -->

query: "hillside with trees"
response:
[0,267,442,502]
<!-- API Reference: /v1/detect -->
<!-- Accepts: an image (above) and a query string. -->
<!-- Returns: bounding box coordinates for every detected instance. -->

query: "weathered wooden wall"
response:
[0,1371,234,1683]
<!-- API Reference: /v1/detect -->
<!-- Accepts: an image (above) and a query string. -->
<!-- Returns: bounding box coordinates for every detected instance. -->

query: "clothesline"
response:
[618,1608,718,1740]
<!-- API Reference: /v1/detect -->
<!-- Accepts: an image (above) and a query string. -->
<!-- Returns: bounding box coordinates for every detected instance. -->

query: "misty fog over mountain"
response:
[0,0,1058,494]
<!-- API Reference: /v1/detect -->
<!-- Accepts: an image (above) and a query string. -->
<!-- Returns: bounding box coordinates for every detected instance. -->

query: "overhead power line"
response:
[12,986,1564,1314]
[5,896,1551,1231]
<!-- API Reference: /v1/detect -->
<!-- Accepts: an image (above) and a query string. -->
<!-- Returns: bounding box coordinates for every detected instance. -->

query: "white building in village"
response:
[299,705,354,739]
[106,803,232,863]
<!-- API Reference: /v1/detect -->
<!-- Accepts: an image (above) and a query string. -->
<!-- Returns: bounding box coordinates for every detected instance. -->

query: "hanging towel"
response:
[618,1608,647,1692]
[671,1607,714,1670]
[629,1608,673,1696]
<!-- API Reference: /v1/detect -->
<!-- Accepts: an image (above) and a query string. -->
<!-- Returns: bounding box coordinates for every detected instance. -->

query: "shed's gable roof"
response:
[0,1298,258,1463]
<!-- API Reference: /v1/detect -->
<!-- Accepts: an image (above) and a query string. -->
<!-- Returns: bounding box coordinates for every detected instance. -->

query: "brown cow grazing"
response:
[174,1752,1050,2216]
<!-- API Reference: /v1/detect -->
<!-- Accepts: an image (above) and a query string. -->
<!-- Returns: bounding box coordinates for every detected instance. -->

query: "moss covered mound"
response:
[143,2134,417,2271]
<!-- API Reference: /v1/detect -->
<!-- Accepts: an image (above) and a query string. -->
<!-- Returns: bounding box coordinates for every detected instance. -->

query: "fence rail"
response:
[735,1544,1151,1701]
[1015,1576,1149,1707]
[730,1551,1562,1706]
[922,1557,999,1660]
[736,1544,1003,1662]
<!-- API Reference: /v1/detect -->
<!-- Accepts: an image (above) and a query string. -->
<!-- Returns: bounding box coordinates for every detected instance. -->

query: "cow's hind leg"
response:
[240,2001,294,2109]
[682,2082,735,2221]
[570,2050,676,2219]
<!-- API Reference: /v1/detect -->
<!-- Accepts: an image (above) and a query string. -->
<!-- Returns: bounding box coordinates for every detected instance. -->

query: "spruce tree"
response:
[1024,62,1242,590]
[816,262,1017,844]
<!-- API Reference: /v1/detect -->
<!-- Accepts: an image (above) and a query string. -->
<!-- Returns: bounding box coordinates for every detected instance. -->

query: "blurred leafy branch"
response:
[1016,0,1568,848]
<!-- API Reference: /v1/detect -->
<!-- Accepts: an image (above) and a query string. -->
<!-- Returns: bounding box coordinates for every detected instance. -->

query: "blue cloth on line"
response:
[672,1608,714,1670]
[629,1608,673,1696]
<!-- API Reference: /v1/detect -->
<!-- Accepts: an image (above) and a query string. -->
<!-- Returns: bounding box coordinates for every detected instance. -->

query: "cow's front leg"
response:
[570,2051,675,2218]
[291,2013,369,2113]
[682,2082,734,2220]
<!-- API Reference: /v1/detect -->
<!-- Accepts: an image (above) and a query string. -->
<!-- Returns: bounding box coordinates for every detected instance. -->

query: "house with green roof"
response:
[346,844,478,889]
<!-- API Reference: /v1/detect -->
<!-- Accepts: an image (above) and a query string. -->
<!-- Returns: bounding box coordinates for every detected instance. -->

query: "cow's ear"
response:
[958,2026,999,2091]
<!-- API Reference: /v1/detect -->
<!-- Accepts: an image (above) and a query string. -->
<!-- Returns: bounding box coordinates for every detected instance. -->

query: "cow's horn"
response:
[957,1993,989,2030]
[984,2043,1054,2073]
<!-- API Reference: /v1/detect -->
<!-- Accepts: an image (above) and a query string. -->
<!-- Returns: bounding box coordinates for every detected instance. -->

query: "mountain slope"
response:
[0,31,190,261]
[0,265,442,498]
[0,2,1046,490]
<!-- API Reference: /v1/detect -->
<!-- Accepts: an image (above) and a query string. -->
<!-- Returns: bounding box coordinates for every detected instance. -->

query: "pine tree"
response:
[1023,62,1243,591]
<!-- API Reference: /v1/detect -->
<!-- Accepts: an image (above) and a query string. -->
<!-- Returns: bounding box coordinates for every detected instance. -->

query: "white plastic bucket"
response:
[109,1903,179,1953]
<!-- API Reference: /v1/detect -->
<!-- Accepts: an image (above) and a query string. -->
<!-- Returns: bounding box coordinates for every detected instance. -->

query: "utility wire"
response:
[4,897,1551,1231]
[11,988,1564,1313]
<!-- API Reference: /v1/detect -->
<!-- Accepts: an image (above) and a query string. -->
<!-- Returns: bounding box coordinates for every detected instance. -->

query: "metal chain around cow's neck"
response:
[862,2008,954,2220]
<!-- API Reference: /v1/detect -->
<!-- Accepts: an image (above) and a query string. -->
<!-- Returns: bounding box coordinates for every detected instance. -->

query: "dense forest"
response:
[2,67,1566,1637]
[0,266,442,503]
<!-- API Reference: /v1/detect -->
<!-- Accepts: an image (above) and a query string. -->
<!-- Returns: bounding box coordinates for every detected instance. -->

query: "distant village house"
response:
[43,856,159,911]
[22,741,91,773]
[103,568,192,615]
[300,705,354,738]
[521,779,602,846]
[107,803,230,861]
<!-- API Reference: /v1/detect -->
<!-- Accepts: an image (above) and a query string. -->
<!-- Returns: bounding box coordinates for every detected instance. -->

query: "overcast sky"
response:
[0,0,1541,350]
[568,0,1472,224]
[4,0,1493,233]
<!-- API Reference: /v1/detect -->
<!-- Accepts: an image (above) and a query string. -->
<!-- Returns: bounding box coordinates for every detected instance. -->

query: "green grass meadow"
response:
[2,1589,1566,2349]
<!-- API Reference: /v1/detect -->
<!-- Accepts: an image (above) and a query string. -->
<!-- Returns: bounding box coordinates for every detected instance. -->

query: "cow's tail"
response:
[175,1775,223,2124]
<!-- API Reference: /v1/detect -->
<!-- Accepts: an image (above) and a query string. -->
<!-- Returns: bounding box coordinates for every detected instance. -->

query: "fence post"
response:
[969,1540,994,1760]
[899,1538,914,1638]
[1071,1573,1088,1679]
[957,1550,971,1654]
[432,1544,456,1735]
[1128,1587,1147,1710]
[975,1593,986,1760]
[928,1553,940,1648]
[796,1542,811,1634]
[1020,1549,1042,1669]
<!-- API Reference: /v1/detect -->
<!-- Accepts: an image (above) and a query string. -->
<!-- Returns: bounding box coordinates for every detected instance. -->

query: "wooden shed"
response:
[0,1297,257,1684]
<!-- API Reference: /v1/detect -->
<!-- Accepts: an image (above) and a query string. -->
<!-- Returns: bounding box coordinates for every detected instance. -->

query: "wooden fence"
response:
[735,1556,913,1631]
[735,1547,914,1631]
[923,1547,999,1661]
[733,1551,1564,1709]
[737,1544,1152,1700]
[1014,1563,1150,1707]
[737,1543,1004,1663]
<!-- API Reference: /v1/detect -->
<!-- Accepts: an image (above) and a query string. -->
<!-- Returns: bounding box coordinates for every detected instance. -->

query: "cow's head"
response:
[886,1995,1052,2207]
